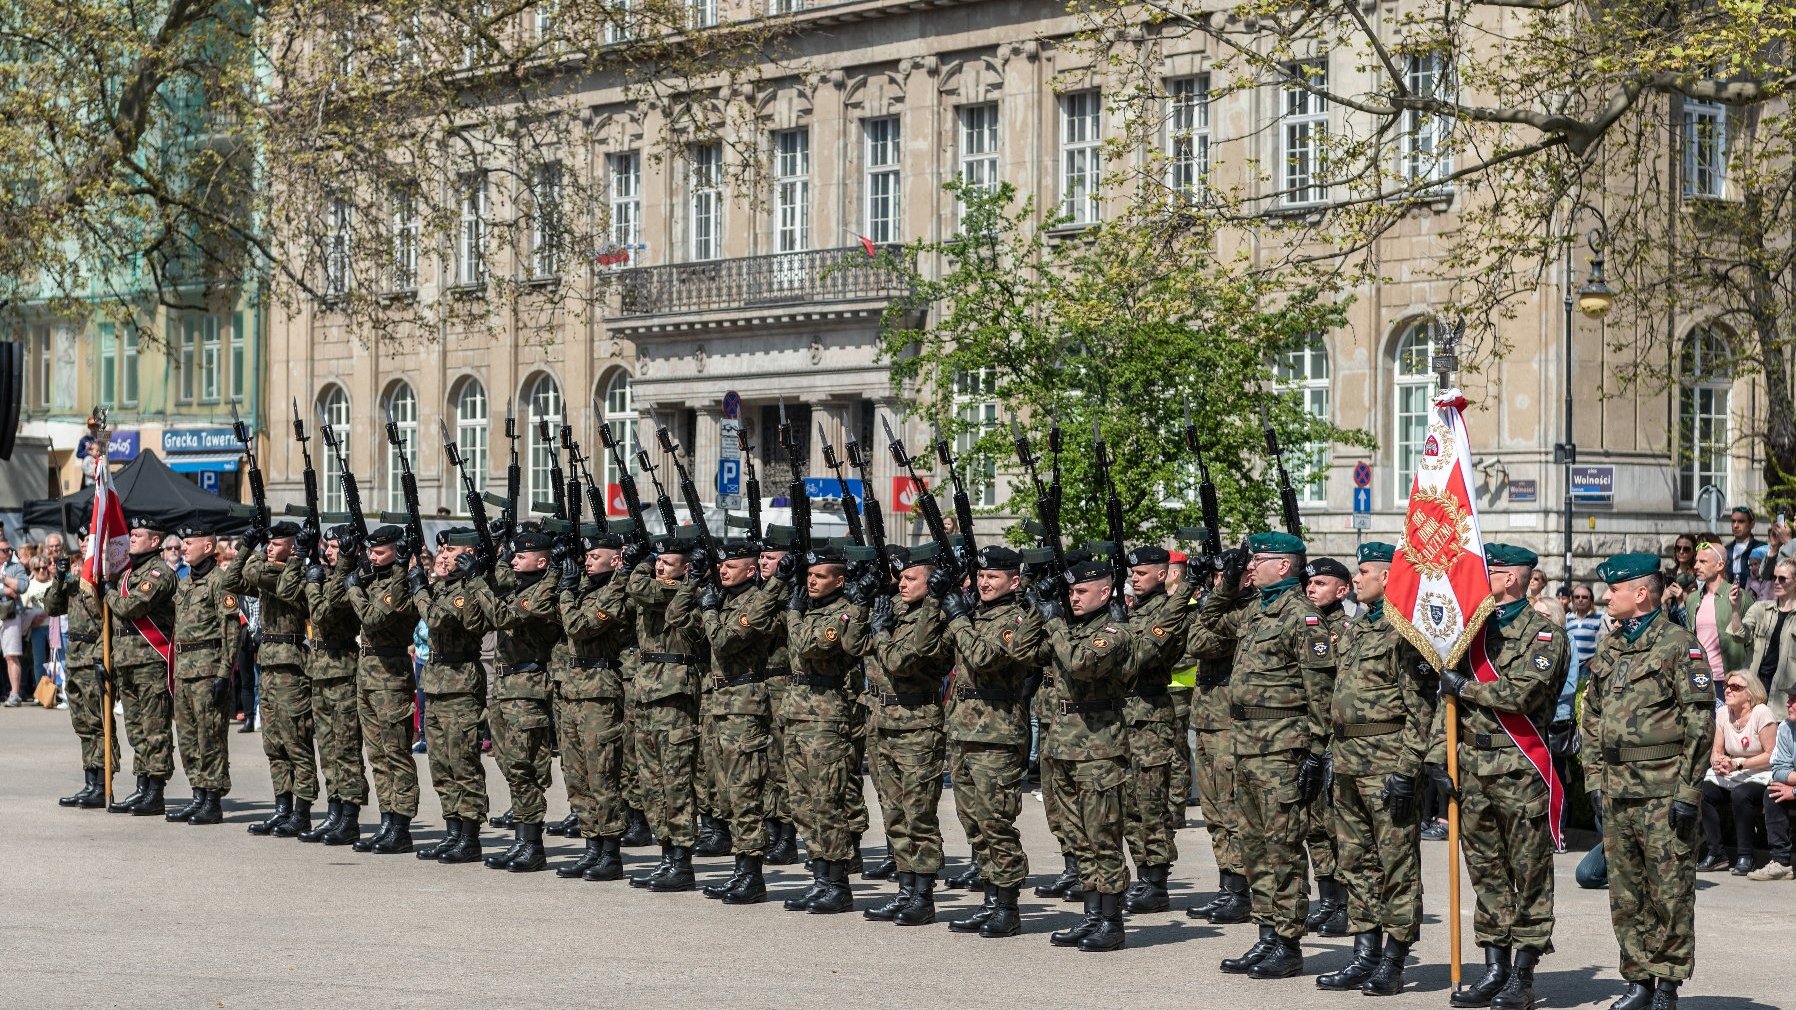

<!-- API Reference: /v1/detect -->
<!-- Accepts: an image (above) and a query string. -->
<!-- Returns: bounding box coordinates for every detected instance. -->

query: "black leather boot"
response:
[1050,893,1102,947]
[693,815,731,857]
[865,872,914,922]
[505,822,546,871]
[618,807,653,847]
[248,791,289,833]
[1451,946,1512,1007]
[374,812,413,854]
[1306,876,1347,934]
[561,837,605,879]
[355,812,394,853]
[61,768,102,808]
[946,856,983,890]
[981,884,1023,938]
[1608,982,1653,1010]
[129,777,166,816]
[165,788,204,822]
[1318,930,1383,990]
[1124,865,1170,914]
[188,789,223,825]
[1186,876,1226,919]
[418,817,457,860]
[1208,871,1252,924]
[78,770,108,809]
[1490,949,1539,1009]
[864,853,897,881]
[706,854,749,898]
[630,845,674,888]
[489,807,515,829]
[1078,891,1125,952]
[439,819,484,864]
[647,844,693,890]
[1650,980,1678,1010]
[111,775,147,814]
[764,820,799,865]
[545,812,578,837]
[582,837,622,880]
[1035,853,1080,899]
[1249,935,1304,979]
[273,798,310,837]
[320,803,361,847]
[894,873,936,926]
[947,881,995,932]
[721,855,767,905]
[1361,936,1412,996]
[485,826,527,869]
[783,861,829,911]
[807,858,853,914]
[302,801,343,843]
[1221,925,1279,973]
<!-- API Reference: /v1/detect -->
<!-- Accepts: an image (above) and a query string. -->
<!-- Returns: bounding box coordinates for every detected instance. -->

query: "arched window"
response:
[599,371,640,507]
[1678,326,1732,505]
[1276,332,1331,503]
[383,381,419,513]
[453,378,488,500]
[523,372,563,509]
[1393,319,1443,500]
[317,385,350,512]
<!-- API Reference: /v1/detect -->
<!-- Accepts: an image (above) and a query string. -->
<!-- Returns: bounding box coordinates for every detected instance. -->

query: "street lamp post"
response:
[1556,202,1615,587]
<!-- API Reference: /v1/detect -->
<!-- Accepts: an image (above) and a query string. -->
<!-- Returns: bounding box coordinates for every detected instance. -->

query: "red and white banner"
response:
[82,451,130,587]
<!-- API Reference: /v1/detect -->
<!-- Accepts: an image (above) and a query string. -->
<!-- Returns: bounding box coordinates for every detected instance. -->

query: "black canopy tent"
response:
[22,450,254,535]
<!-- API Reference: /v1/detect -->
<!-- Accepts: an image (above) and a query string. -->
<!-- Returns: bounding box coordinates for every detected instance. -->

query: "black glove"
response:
[1424,762,1461,802]
[940,590,975,622]
[487,517,509,542]
[55,554,70,576]
[1381,772,1417,823]
[787,581,810,614]
[407,564,429,595]
[344,568,363,590]
[774,551,798,583]
[1297,752,1328,805]
[688,547,713,582]
[699,583,723,612]
[1108,599,1129,624]
[869,594,897,633]
[454,552,480,581]
[296,526,318,559]
[1033,589,1063,624]
[240,526,267,552]
[550,540,570,566]
[305,563,325,585]
[210,676,231,707]
[1188,555,1215,588]
[1438,665,1469,698]
[558,557,580,592]
[1217,547,1247,587]
[497,543,516,568]
[1587,789,1605,830]
[618,542,642,573]
[844,571,880,607]
[1669,798,1699,835]
[926,564,959,600]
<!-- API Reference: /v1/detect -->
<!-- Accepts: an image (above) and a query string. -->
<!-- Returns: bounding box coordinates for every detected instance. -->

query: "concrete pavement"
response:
[0,708,1786,1010]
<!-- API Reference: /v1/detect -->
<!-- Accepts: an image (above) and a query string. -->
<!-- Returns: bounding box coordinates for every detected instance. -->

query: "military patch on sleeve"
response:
[383,593,392,605]
[1092,637,1110,649]
[1689,648,1711,692]
[1151,626,1167,639]
[1304,615,1319,626]
[520,598,531,610]
[738,614,752,628]
[1536,631,1554,642]
[1533,652,1552,671]
[453,595,465,609]
[824,627,839,641]
[1312,641,1329,656]
[224,594,237,609]
[1001,629,1014,644]
[596,610,610,621]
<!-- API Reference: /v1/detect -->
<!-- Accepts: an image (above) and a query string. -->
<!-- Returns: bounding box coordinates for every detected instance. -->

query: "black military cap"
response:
[719,538,759,560]
[1304,557,1352,582]
[1066,559,1111,584]
[1126,546,1172,567]
[127,515,164,533]
[364,524,405,547]
[513,530,555,552]
[175,520,214,539]
[584,531,625,551]
[325,523,356,542]
[649,535,678,553]
[807,543,846,566]
[978,545,1023,571]
[435,526,474,547]
[268,520,303,539]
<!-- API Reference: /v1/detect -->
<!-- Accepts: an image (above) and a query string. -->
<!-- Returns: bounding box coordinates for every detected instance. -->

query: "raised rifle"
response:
[384,407,427,561]
[818,422,864,545]
[559,423,584,560]
[538,417,567,520]
[656,425,724,591]
[1092,420,1129,610]
[598,421,652,549]
[318,415,371,559]
[1014,420,1067,601]
[230,402,269,533]
[567,426,605,538]
[291,398,321,562]
[881,417,953,556]
[440,419,497,578]
[777,399,812,563]
[636,444,681,535]
[1183,401,1224,561]
[846,435,892,581]
[738,427,762,542]
[932,421,980,577]
[1261,404,1304,537]
[501,396,521,546]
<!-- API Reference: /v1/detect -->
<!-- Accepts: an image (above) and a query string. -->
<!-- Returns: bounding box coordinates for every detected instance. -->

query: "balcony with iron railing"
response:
[611,245,912,318]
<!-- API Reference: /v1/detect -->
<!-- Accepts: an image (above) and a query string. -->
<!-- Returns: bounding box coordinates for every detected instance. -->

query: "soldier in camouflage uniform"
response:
[1432,544,1568,1010]
[941,546,1041,937]
[1037,558,1134,952]
[1213,531,1336,980]
[757,530,800,865]
[551,528,636,881]
[165,523,238,826]
[46,544,118,809]
[1032,548,1086,905]
[223,521,318,836]
[346,525,423,855]
[104,518,180,817]
[1302,556,1354,937]
[1581,553,1712,1010]
[847,544,953,925]
[1165,550,1196,824]
[299,526,370,845]
[1316,543,1434,996]
[1180,562,1253,924]
[624,536,709,892]
[1119,546,1191,914]
[780,544,863,914]
[412,534,493,865]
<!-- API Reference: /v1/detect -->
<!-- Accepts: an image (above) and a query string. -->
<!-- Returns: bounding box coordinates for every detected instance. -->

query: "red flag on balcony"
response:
[858,235,877,258]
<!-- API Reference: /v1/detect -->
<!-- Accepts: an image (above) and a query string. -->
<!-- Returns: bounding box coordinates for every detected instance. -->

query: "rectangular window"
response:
[457,172,487,287]
[953,368,999,508]
[771,0,805,12]
[605,0,634,44]
[531,161,563,278]
[1400,55,1453,187]
[177,317,195,403]
[98,323,116,407]
[773,128,810,253]
[1276,336,1331,502]
[535,1,556,40]
[121,326,138,406]
[690,0,717,27]
[324,196,350,298]
[958,103,1000,198]
[199,314,221,402]
[1684,99,1727,198]
[35,326,49,407]
[608,153,641,262]
[1059,91,1103,226]
[689,143,722,261]
[1167,76,1209,199]
[1679,386,1730,504]
[231,310,245,399]
[864,117,901,245]
[462,2,491,68]
[1282,61,1328,206]
[391,186,418,291]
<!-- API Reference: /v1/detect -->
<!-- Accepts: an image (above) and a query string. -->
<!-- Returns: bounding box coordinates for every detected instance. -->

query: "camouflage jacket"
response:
[556,572,635,700]
[348,564,417,691]
[1039,609,1133,761]
[785,590,861,724]
[1330,602,1435,778]
[1183,588,1252,733]
[628,567,707,703]
[757,573,795,716]
[945,592,1041,746]
[43,569,102,666]
[174,559,237,681]
[1581,610,1712,806]
[1429,601,1567,776]
[845,596,951,733]
[1124,587,1190,725]
[690,581,779,718]
[305,556,363,683]
[414,570,491,695]
[467,570,559,702]
[222,550,308,669]
[104,551,178,669]
[1223,580,1336,758]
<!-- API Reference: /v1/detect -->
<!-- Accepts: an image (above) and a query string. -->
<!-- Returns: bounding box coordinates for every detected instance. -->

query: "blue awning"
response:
[166,453,242,474]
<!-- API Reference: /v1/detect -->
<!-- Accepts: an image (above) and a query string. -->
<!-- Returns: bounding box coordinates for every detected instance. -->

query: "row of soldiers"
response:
[47,514,1709,1008]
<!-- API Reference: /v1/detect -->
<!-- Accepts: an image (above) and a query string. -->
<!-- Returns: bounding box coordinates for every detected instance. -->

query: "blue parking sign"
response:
[717,458,741,494]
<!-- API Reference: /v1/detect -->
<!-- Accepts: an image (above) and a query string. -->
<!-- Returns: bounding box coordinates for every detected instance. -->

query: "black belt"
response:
[1335,720,1403,740]
[430,653,480,665]
[791,674,845,691]
[1196,673,1231,688]
[641,652,698,666]
[1603,741,1685,763]
[262,633,305,645]
[765,666,790,678]
[955,687,1020,703]
[571,655,619,670]
[501,662,544,675]
[66,631,99,644]
[879,692,937,707]
[1231,703,1305,721]
[176,639,221,650]
[1058,698,1123,716]
[1132,684,1171,699]
[360,646,409,658]
[308,639,357,653]
[1471,733,1519,750]
[714,672,768,688]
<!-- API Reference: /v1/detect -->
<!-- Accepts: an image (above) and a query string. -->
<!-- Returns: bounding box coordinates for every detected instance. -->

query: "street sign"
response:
[1570,464,1614,505]
[717,458,741,495]
[718,493,742,511]
[722,390,741,419]
[1507,479,1538,503]
[1352,461,1372,489]
[1350,514,1370,531]
[804,476,864,505]
[1352,487,1371,513]
[720,419,742,459]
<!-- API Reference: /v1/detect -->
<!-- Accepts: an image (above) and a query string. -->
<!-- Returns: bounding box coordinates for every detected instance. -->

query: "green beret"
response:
[1483,543,1538,568]
[1357,541,1395,564]
[1597,552,1661,585]
[1246,531,1305,555]
[906,542,943,565]
[761,525,795,548]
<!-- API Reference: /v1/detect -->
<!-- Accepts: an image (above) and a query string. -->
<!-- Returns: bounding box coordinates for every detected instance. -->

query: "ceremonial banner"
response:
[84,451,175,687]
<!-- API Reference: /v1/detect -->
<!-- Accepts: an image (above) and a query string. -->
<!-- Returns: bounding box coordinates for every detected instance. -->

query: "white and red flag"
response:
[82,451,131,587]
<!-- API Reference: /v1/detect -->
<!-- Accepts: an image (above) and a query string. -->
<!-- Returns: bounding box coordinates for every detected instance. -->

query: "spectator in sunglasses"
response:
[1730,557,1796,700]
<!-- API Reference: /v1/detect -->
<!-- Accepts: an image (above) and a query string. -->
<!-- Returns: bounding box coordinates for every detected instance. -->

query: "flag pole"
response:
[85,412,116,807]
[1434,324,1464,990]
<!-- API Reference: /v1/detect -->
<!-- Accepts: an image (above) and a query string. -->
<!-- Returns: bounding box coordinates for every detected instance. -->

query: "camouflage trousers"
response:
[1606,795,1696,982]
[260,666,318,801]
[1462,768,1555,952]
[1335,772,1422,942]
[1235,751,1312,939]
[764,690,789,822]
[633,695,698,847]
[172,677,231,793]
[1168,688,1193,828]
[1040,753,1075,853]
[785,718,857,862]
[953,741,1030,887]
[558,695,626,838]
[847,703,870,836]
[1125,719,1181,869]
[313,677,368,805]
[492,696,552,825]
[1192,727,1241,874]
[65,657,118,772]
[357,684,418,817]
[695,711,720,820]
[423,692,487,823]
[710,711,773,857]
[1045,754,1130,895]
[118,663,173,779]
[621,698,645,812]
[1307,772,1338,880]
[871,724,945,875]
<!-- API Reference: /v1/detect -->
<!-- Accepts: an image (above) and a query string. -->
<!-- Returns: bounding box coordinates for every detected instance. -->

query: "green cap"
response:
[1020,547,1056,565]
[908,542,944,564]
[1246,531,1305,554]
[843,545,882,562]
[578,523,602,538]
[1357,541,1395,564]
[1597,552,1661,585]
[540,518,571,534]
[1175,526,1211,544]
[762,525,795,547]
[442,531,483,548]
[282,504,314,518]
[606,519,636,535]
[1483,543,1538,568]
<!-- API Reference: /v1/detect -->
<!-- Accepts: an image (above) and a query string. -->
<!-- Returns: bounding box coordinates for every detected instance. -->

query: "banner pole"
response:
[102,594,113,806]
[1446,693,1462,989]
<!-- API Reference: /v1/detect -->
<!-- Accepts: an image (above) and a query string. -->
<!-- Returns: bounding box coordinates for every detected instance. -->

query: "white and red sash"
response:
[1469,625,1565,849]
[118,565,176,692]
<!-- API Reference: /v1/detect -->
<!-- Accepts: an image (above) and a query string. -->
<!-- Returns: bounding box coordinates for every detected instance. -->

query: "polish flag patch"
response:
[1689,648,1705,660]
[1537,631,1554,642]
[1305,615,1320,626]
